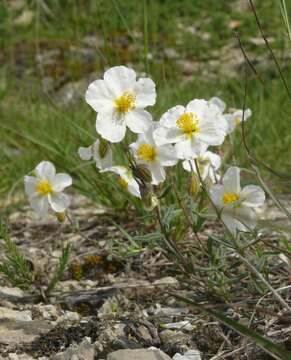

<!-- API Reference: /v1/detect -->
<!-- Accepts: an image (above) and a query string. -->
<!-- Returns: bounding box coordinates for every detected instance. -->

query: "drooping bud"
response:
[98,138,110,159]
[132,164,152,184]
[56,212,66,223]
[188,173,200,197]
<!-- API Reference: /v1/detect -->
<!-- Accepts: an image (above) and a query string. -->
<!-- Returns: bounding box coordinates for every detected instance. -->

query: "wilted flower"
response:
[78,139,112,170]
[101,166,141,198]
[85,66,156,143]
[224,108,252,134]
[183,151,221,183]
[209,167,265,235]
[24,161,72,217]
[153,99,227,159]
[130,125,178,185]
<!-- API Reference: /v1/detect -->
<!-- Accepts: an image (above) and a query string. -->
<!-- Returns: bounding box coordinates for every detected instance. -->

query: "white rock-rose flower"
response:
[183,150,221,182]
[130,125,178,185]
[209,167,265,235]
[78,139,112,170]
[85,66,156,143]
[153,99,227,160]
[24,161,72,217]
[224,108,252,134]
[101,166,141,198]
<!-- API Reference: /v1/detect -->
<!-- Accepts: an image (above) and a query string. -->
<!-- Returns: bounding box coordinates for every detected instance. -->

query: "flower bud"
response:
[98,139,110,159]
[188,174,200,196]
[132,164,152,184]
[56,212,66,223]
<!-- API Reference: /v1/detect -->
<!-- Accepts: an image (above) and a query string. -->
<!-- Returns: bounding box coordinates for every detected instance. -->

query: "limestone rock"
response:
[107,348,171,360]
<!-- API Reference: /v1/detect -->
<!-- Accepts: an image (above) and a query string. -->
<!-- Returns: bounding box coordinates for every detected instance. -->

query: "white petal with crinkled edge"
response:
[127,181,141,198]
[35,161,56,181]
[104,66,136,97]
[96,109,127,143]
[241,185,265,207]
[221,212,244,235]
[154,126,185,146]
[125,109,153,134]
[222,167,241,193]
[135,78,156,107]
[198,122,225,146]
[85,79,114,113]
[24,176,38,197]
[224,108,252,134]
[149,163,166,185]
[49,192,70,212]
[159,105,185,127]
[208,97,226,113]
[52,174,72,192]
[30,196,49,217]
[78,145,93,161]
[157,145,178,166]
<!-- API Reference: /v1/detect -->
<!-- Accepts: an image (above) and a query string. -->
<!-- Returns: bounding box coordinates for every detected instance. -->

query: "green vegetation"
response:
[0,0,291,207]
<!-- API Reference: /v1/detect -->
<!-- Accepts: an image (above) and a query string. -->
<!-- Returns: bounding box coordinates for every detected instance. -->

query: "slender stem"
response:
[238,253,291,313]
[143,0,149,74]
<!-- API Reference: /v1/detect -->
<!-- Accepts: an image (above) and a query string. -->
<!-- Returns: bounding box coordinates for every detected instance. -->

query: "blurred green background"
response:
[0,0,290,207]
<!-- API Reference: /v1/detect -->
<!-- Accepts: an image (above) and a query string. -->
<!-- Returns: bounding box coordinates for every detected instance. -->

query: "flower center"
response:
[36,180,53,196]
[114,92,136,114]
[117,177,128,189]
[234,117,241,126]
[222,192,240,205]
[137,143,157,162]
[176,112,200,138]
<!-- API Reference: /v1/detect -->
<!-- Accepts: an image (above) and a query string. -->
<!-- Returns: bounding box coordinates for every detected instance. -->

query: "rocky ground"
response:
[0,195,290,359]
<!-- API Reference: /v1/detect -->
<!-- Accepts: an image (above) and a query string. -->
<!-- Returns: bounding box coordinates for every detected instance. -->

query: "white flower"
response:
[209,167,265,235]
[78,139,112,170]
[153,99,227,160]
[224,108,252,134]
[130,125,178,185]
[85,66,156,143]
[183,150,221,182]
[101,166,141,198]
[24,161,72,217]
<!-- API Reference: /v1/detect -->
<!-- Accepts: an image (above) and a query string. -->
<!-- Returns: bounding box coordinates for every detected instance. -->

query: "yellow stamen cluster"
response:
[176,112,200,137]
[222,192,240,205]
[137,143,157,162]
[114,92,136,114]
[234,117,241,126]
[117,177,128,189]
[36,180,53,196]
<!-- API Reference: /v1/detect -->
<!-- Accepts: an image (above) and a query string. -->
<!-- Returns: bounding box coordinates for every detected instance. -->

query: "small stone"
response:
[173,350,201,360]
[51,337,94,360]
[107,349,171,360]
[0,307,32,321]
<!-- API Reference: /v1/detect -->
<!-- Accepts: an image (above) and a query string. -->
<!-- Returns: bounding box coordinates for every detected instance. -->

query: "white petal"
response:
[127,179,141,198]
[198,122,225,145]
[85,79,114,113]
[234,206,257,230]
[96,148,113,170]
[223,167,241,193]
[157,145,178,166]
[221,212,241,235]
[135,78,156,107]
[52,174,72,192]
[209,184,224,208]
[96,110,127,143]
[24,176,38,197]
[186,99,208,118]
[208,97,226,113]
[205,151,221,171]
[241,185,265,207]
[35,161,56,181]
[104,66,136,97]
[153,126,185,146]
[49,192,70,212]
[125,109,153,134]
[159,105,185,127]
[78,146,93,161]
[149,163,166,185]
[30,196,49,217]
